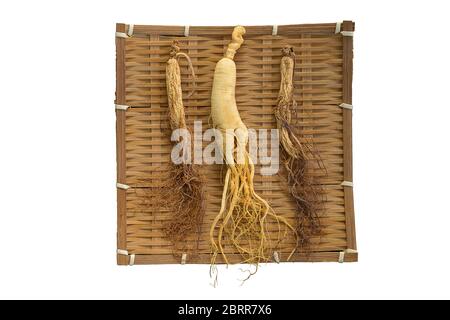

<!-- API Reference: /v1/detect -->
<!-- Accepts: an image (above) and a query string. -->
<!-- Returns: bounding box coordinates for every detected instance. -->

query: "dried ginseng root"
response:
[158,41,205,258]
[275,45,326,252]
[209,27,297,282]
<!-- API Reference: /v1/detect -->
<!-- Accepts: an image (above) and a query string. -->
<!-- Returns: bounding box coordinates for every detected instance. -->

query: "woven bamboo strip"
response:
[131,251,357,265]
[342,21,357,250]
[131,24,338,37]
[115,23,128,265]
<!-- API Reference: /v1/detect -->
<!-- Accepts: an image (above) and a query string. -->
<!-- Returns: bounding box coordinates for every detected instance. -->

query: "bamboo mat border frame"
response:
[115,21,357,265]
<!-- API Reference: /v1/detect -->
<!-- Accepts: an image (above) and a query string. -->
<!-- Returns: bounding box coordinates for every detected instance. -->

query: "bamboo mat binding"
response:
[115,22,357,265]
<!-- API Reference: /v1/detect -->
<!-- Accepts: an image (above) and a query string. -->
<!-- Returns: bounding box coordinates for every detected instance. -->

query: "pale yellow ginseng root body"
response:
[209,27,297,273]
[275,45,326,252]
[159,42,205,258]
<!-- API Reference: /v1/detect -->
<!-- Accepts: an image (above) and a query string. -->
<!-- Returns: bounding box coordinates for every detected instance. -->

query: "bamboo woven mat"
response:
[115,22,357,265]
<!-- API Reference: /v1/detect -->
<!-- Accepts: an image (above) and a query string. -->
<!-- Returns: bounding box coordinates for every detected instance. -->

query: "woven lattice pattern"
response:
[116,23,356,264]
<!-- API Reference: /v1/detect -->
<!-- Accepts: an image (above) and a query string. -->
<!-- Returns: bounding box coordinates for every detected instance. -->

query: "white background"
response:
[1,0,449,300]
